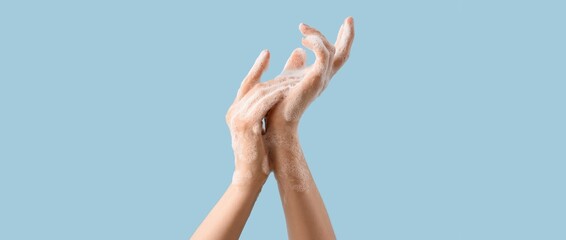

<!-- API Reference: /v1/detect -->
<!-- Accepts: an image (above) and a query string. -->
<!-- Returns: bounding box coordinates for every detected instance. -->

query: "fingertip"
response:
[346,16,354,25]
[294,47,307,63]
[252,49,270,75]
[343,17,355,38]
[299,23,310,33]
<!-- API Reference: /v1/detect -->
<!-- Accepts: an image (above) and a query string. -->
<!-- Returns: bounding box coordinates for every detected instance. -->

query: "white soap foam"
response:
[265,133,311,192]
[227,77,303,182]
[229,79,299,127]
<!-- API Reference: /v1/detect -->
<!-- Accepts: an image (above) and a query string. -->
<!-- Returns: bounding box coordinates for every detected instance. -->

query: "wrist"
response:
[231,169,268,188]
[273,160,312,192]
[265,125,299,144]
[265,117,299,135]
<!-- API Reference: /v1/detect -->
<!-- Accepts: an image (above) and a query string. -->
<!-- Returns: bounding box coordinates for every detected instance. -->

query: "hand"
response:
[192,18,354,240]
[266,17,355,130]
[192,50,299,240]
[259,18,354,239]
[225,50,299,186]
[264,17,355,191]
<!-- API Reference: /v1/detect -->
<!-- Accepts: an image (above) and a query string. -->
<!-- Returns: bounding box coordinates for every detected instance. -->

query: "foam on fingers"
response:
[332,17,355,75]
[227,75,301,178]
[235,79,300,123]
[299,23,335,54]
[246,80,301,120]
[236,50,270,100]
[301,35,330,72]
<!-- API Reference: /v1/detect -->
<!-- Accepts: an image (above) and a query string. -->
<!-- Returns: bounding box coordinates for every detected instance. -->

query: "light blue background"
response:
[1,0,564,239]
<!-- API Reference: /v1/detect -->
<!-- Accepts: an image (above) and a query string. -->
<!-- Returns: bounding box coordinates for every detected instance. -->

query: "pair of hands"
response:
[191,17,354,240]
[226,17,355,187]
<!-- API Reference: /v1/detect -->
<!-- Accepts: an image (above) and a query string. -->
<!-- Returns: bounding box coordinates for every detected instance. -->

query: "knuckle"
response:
[322,47,330,56]
[229,115,252,132]
[316,47,330,60]
[225,109,233,123]
[335,52,349,64]
[328,45,336,56]
[309,72,324,84]
[258,87,269,96]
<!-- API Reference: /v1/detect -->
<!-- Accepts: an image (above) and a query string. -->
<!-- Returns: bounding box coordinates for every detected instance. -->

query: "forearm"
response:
[266,128,336,240]
[191,180,264,240]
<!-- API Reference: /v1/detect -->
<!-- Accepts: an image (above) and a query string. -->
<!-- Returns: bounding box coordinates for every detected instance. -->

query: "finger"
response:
[299,23,335,56]
[238,79,300,113]
[302,35,330,74]
[231,83,291,133]
[283,48,307,71]
[334,23,344,47]
[246,87,288,121]
[249,88,287,135]
[332,16,354,76]
[231,78,299,123]
[236,50,270,101]
[279,36,329,120]
[281,36,331,122]
[294,35,330,95]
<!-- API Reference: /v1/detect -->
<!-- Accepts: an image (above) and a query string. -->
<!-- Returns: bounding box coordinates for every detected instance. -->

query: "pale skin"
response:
[191,16,355,240]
